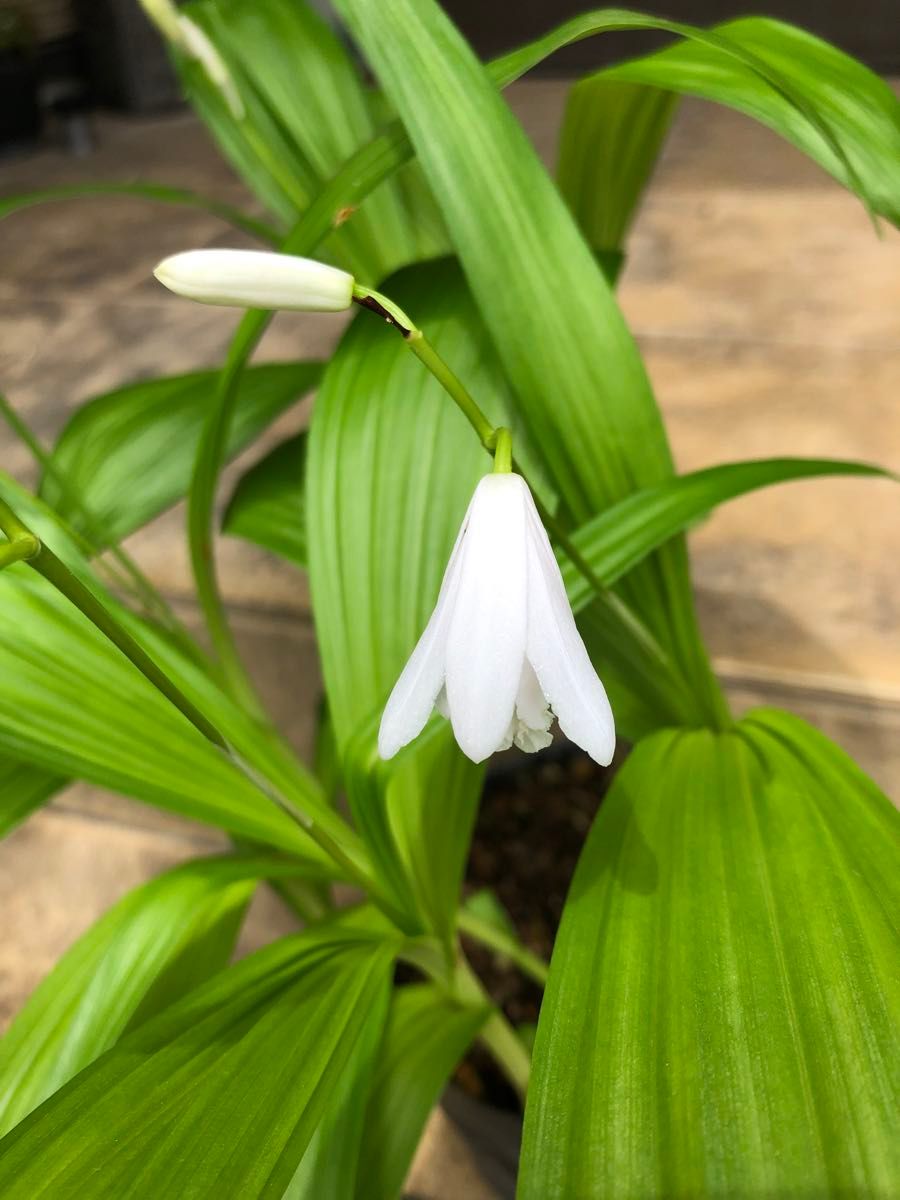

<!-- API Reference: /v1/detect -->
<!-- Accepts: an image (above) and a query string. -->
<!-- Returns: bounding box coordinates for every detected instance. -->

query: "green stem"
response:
[480,1010,532,1103]
[453,955,531,1103]
[188,318,272,720]
[28,540,227,750]
[0,498,387,902]
[407,330,497,448]
[0,390,200,659]
[457,908,549,988]
[351,285,497,449]
[0,537,39,569]
[407,939,531,1103]
[492,427,513,474]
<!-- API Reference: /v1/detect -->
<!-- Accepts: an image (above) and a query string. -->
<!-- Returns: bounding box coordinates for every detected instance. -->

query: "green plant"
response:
[0,1,897,1195]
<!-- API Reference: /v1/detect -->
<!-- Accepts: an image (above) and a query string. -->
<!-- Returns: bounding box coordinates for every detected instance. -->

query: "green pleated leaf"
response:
[594,16,900,228]
[223,433,307,567]
[558,80,677,255]
[566,455,894,611]
[284,971,385,1200]
[0,854,300,1135]
[335,0,726,730]
[0,475,349,872]
[40,362,321,546]
[0,182,280,244]
[0,918,398,1199]
[519,719,899,1197]
[0,758,64,839]
[356,984,490,1200]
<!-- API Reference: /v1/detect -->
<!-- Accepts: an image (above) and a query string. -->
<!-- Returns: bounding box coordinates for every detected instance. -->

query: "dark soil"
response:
[455,744,621,1111]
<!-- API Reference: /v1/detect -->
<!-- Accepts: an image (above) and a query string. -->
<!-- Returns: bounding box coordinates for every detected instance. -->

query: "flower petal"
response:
[444,475,529,763]
[378,491,473,759]
[523,493,616,766]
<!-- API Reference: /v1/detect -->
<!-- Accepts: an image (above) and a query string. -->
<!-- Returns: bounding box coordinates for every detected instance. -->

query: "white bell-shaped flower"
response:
[153,249,354,312]
[379,473,615,766]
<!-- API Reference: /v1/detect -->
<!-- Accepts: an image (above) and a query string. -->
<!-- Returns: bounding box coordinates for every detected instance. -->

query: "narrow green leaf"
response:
[0,475,348,871]
[596,15,900,227]
[566,456,894,611]
[222,433,307,566]
[356,984,489,1200]
[41,362,321,545]
[558,80,677,253]
[335,0,726,729]
[0,758,64,839]
[520,720,899,1197]
[459,892,550,988]
[0,855,298,1134]
[0,919,398,1199]
[0,182,281,244]
[487,9,879,215]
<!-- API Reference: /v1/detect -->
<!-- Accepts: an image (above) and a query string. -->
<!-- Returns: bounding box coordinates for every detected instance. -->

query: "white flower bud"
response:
[153,249,355,312]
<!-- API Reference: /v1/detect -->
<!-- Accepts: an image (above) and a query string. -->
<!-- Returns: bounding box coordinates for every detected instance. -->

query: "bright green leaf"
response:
[0,918,398,1198]
[519,718,899,1197]
[566,456,894,611]
[223,433,307,566]
[595,15,900,227]
[356,984,489,1200]
[0,854,301,1134]
[41,362,321,545]
[487,9,885,222]
[0,475,351,873]
[284,968,385,1199]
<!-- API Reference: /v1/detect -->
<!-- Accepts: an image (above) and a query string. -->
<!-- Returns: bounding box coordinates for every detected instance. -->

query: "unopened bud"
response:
[153,249,355,312]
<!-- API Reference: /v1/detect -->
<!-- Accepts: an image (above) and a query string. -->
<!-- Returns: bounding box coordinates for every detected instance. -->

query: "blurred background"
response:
[0,0,897,149]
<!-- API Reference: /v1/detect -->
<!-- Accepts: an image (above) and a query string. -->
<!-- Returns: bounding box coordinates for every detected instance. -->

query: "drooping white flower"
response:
[153,249,354,312]
[379,473,615,766]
